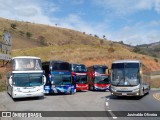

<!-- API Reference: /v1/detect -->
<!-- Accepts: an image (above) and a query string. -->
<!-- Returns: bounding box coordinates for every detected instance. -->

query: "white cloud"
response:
[155,0,160,13]
[94,0,160,16]
[56,14,107,37]
[0,0,56,25]
[0,0,108,39]
[108,21,160,45]
[14,6,40,17]
[0,0,159,45]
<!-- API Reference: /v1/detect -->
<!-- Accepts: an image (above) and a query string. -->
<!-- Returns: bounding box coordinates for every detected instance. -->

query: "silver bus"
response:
[6,56,46,98]
[110,60,150,96]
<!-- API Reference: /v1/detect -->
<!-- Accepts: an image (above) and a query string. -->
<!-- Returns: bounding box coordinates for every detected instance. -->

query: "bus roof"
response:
[112,60,140,64]
[71,63,85,66]
[12,56,41,59]
[42,60,70,65]
[88,65,108,68]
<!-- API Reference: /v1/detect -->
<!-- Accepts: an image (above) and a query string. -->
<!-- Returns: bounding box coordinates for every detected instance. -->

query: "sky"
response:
[0,0,160,45]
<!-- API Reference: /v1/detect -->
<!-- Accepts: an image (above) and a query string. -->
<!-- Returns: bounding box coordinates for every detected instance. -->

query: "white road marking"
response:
[107,98,110,100]
[113,117,118,119]
[106,102,109,106]
[107,110,117,119]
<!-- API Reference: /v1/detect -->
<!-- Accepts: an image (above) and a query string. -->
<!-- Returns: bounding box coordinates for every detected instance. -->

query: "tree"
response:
[94,34,99,38]
[103,35,106,39]
[119,41,124,44]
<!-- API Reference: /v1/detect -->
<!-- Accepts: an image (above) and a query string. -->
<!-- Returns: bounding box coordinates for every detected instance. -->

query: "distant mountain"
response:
[0,17,160,71]
[135,41,160,58]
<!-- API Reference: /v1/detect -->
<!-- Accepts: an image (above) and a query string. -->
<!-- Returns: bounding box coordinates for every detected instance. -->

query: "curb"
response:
[151,88,160,91]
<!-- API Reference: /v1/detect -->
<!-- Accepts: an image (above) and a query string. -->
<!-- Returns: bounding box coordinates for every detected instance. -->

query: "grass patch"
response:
[0,78,6,92]
[0,71,6,92]
[150,78,160,88]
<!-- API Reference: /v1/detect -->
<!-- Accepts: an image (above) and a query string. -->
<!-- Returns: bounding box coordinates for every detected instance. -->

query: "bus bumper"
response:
[94,85,110,91]
[50,85,76,94]
[76,85,88,91]
[110,90,140,96]
[12,91,44,98]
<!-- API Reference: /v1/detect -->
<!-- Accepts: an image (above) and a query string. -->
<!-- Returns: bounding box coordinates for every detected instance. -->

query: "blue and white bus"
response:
[6,56,46,98]
[42,60,76,94]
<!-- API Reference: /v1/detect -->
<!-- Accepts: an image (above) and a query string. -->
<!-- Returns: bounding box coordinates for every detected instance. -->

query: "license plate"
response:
[122,93,127,95]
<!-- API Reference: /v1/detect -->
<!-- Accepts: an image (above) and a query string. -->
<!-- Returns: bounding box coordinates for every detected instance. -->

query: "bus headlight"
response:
[133,88,139,92]
[13,88,22,92]
[111,87,117,92]
[51,81,54,84]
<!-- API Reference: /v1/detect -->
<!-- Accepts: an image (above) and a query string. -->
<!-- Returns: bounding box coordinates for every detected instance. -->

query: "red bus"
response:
[71,64,88,91]
[87,65,110,91]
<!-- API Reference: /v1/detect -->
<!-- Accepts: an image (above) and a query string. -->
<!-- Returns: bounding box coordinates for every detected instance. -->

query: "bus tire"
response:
[90,85,94,91]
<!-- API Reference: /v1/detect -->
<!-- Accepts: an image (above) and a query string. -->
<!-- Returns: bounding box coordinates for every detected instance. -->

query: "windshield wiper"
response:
[125,78,132,86]
[116,78,124,86]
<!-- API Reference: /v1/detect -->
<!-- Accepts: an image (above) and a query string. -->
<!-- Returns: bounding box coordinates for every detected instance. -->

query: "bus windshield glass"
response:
[52,75,71,85]
[111,63,140,86]
[13,73,43,87]
[95,76,109,84]
[13,58,42,71]
[94,67,107,74]
[52,62,70,71]
[76,75,87,84]
[72,64,87,72]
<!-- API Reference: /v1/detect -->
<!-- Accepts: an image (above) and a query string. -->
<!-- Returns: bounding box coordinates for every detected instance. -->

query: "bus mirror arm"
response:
[9,76,13,87]
[43,75,46,85]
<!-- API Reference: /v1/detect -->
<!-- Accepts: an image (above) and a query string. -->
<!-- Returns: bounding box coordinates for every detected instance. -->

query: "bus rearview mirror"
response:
[43,75,46,85]
[106,69,109,75]
[9,76,13,87]
[140,70,142,76]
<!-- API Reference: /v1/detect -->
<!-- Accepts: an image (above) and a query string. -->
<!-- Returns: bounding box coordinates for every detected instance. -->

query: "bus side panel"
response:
[6,60,12,96]
[50,85,75,94]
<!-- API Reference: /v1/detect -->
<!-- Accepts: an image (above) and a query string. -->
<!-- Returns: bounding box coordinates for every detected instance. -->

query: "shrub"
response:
[26,32,32,38]
[133,47,141,53]
[39,36,46,45]
[11,23,17,29]
[100,39,104,45]
[19,31,25,36]
[108,47,115,53]
[154,58,158,63]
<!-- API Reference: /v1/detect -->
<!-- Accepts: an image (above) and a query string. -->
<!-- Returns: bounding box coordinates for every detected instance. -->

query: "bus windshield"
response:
[72,64,87,72]
[52,74,72,85]
[94,67,107,74]
[76,75,87,84]
[13,73,43,87]
[52,62,70,71]
[95,76,109,84]
[111,63,140,86]
[13,58,42,71]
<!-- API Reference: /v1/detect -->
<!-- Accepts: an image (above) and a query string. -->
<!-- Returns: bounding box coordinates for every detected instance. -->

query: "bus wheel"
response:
[89,85,93,91]
[90,85,94,91]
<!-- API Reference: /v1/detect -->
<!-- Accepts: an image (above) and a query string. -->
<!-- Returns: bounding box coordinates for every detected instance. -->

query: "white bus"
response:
[110,60,150,97]
[6,56,46,98]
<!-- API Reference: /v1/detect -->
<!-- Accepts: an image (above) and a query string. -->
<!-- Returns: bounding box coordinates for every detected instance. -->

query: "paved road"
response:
[105,90,160,120]
[0,90,160,120]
